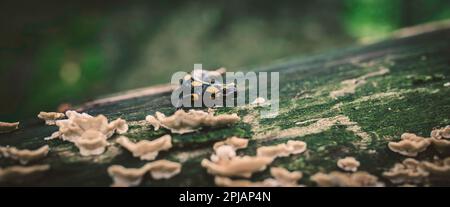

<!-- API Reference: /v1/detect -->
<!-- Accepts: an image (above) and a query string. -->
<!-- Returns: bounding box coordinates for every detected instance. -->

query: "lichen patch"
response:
[74,130,109,156]
[214,176,277,187]
[430,138,450,154]
[270,167,303,186]
[213,136,249,151]
[330,67,389,98]
[254,115,372,148]
[173,148,210,163]
[420,157,450,176]
[107,164,148,187]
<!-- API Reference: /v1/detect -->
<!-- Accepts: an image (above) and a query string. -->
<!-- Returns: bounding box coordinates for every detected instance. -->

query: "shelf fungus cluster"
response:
[0,121,19,133]
[202,155,272,178]
[46,110,128,156]
[311,171,384,187]
[202,137,307,187]
[383,157,450,185]
[388,127,450,157]
[388,133,431,157]
[420,157,450,176]
[383,126,450,186]
[430,125,450,153]
[0,144,50,183]
[116,135,172,160]
[0,164,50,183]
[213,136,249,151]
[145,109,240,134]
[107,160,181,187]
[37,111,66,125]
[382,158,429,184]
[337,157,360,172]
[0,145,49,164]
[214,167,303,187]
[256,140,307,160]
[202,137,270,178]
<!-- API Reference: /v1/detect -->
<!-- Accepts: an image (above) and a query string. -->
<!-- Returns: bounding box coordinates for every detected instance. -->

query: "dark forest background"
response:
[1,0,449,121]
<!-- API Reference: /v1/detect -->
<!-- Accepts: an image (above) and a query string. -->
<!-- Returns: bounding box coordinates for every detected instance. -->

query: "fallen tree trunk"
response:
[1,24,450,187]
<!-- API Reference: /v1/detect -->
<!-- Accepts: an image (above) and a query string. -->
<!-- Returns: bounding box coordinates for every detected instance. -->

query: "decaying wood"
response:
[1,23,450,186]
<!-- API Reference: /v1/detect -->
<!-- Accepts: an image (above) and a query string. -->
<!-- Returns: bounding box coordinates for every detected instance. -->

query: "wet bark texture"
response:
[1,27,450,186]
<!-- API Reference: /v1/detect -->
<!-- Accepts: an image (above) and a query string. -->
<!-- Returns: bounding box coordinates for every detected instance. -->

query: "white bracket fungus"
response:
[311,171,384,187]
[46,110,128,156]
[431,125,450,139]
[146,159,182,180]
[202,136,273,178]
[145,109,240,134]
[201,155,273,178]
[107,164,148,187]
[430,138,450,154]
[74,130,109,156]
[0,121,19,133]
[213,167,303,187]
[0,145,49,164]
[430,126,450,153]
[107,159,181,187]
[37,111,66,125]
[256,140,307,160]
[420,157,450,176]
[388,133,431,157]
[116,135,172,160]
[337,156,360,172]
[214,176,276,187]
[0,165,50,183]
[382,158,429,184]
[269,167,303,187]
[213,136,248,151]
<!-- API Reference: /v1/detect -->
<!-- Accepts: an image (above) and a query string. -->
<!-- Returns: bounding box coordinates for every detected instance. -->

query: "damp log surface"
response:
[1,27,450,186]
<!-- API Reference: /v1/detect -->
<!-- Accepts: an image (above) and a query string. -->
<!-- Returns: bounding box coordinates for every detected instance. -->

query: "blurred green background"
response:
[0,0,449,121]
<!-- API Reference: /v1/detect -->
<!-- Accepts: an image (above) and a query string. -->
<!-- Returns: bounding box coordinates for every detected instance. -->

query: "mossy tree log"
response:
[1,26,450,186]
